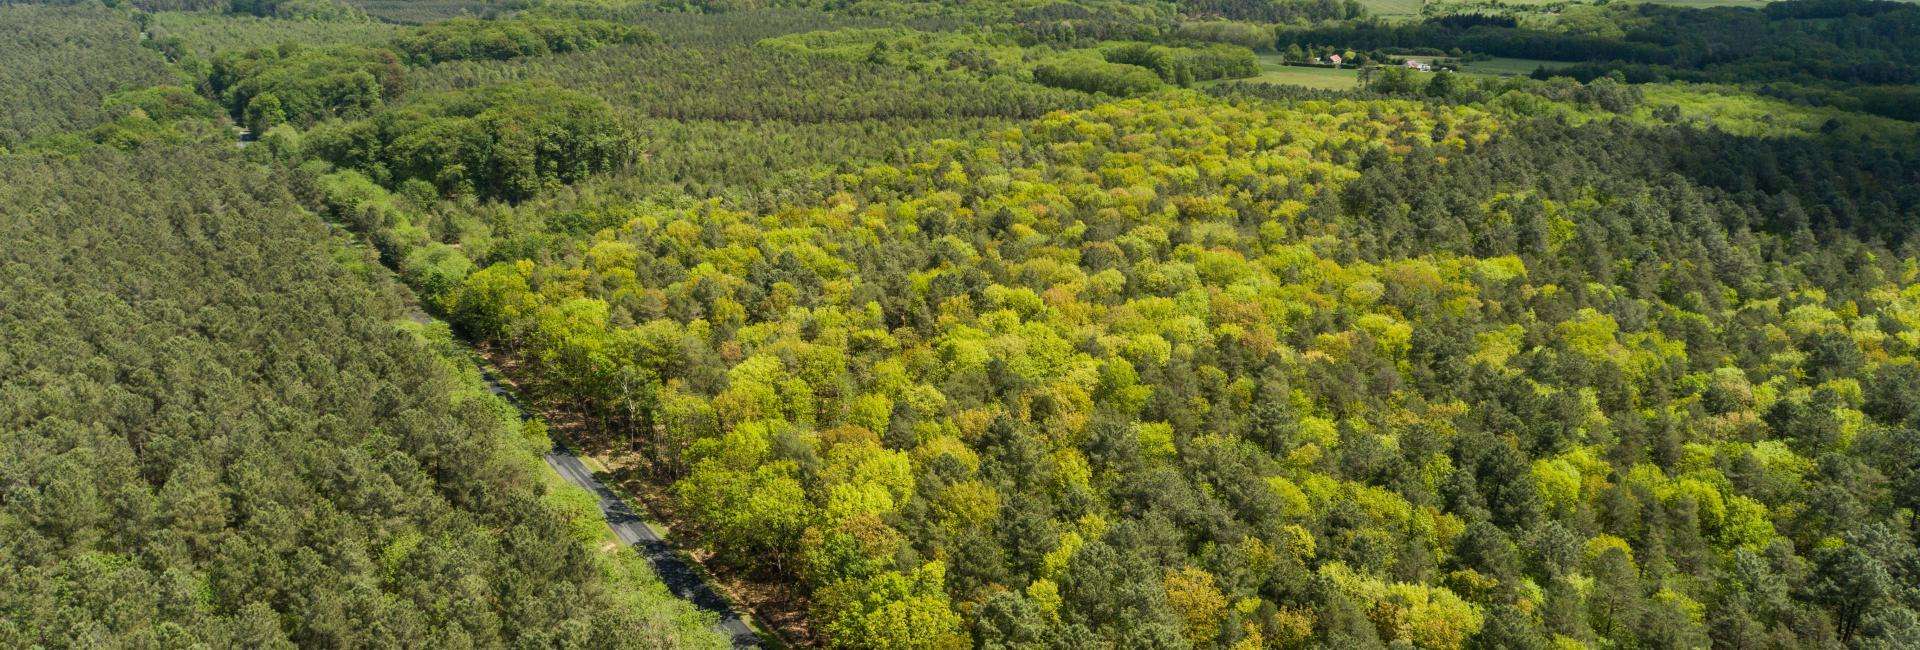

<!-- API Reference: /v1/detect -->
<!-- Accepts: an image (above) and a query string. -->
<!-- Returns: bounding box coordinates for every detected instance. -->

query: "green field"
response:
[1636,83,1920,140]
[1356,0,1425,19]
[1219,53,1581,90]
[1216,55,1363,90]
[1223,53,1577,90]
[1236,65,1362,90]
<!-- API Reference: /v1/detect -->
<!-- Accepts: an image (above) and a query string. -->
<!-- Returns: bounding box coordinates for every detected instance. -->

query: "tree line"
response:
[1272,0,1920,121]
[14,5,1920,648]
[298,73,1920,646]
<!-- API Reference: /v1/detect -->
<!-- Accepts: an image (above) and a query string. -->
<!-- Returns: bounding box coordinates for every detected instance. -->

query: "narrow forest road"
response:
[542,444,765,648]
[333,222,768,647]
[219,27,765,648]
[467,350,766,647]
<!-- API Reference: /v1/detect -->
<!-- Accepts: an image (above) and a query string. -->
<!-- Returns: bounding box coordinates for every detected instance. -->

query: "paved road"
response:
[483,376,763,647]
[543,446,762,646]
[307,158,765,647]
[544,447,763,647]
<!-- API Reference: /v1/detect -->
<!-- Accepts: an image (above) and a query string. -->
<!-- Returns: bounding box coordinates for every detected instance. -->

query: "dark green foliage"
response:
[369,12,1091,209]
[0,5,176,149]
[101,85,222,124]
[346,0,520,24]
[1281,0,1920,121]
[38,85,228,152]
[1033,57,1165,96]
[1173,20,1274,51]
[376,90,1920,647]
[231,0,373,21]
[210,43,406,131]
[411,43,1091,122]
[1722,81,1920,124]
[532,7,886,46]
[308,82,635,201]
[1279,0,1920,86]
[0,146,718,648]
[147,12,405,58]
[9,5,1920,647]
[1058,539,1188,645]
[1844,84,1920,122]
[130,0,232,10]
[1104,41,1259,84]
[393,17,655,64]
[1169,43,1259,82]
[1176,0,1365,23]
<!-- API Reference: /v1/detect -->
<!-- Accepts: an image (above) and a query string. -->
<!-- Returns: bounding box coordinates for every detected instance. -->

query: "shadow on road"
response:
[545,442,764,648]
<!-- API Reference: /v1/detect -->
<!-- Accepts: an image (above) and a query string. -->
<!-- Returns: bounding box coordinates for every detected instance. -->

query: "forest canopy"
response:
[392,16,656,64]
[0,5,178,149]
[210,43,406,131]
[4,1,1919,648]
[309,80,1920,649]
[0,147,721,648]
[307,82,636,201]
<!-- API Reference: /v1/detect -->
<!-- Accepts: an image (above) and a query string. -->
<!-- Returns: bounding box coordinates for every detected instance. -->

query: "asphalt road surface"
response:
[327,174,763,646]
[544,445,764,647]
[474,370,762,647]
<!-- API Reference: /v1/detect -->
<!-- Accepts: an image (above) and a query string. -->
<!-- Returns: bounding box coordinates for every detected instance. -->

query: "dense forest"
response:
[0,5,179,149]
[322,87,1920,648]
[0,147,722,647]
[3,0,1918,648]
